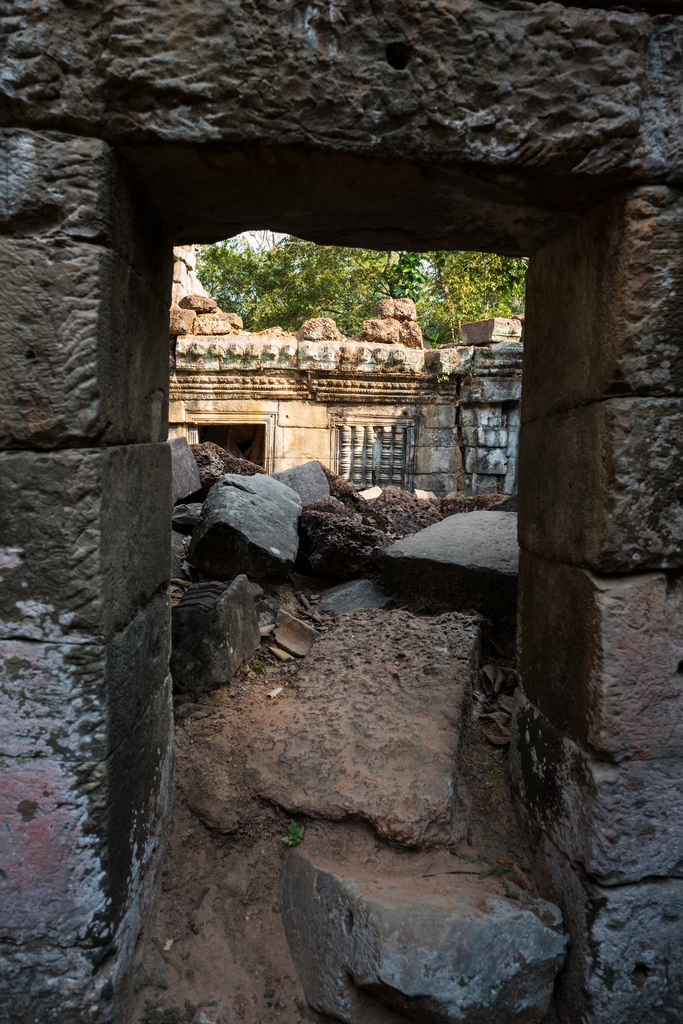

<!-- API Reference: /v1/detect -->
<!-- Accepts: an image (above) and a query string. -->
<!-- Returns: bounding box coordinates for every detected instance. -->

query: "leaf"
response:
[494,668,505,693]
[497,696,515,715]
[484,732,511,747]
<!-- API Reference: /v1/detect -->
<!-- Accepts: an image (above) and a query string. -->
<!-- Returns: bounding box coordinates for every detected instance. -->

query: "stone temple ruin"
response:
[169,248,522,497]
[2,4,683,1024]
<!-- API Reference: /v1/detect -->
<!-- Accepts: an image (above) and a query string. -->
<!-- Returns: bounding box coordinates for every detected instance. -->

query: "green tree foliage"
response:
[196,235,526,345]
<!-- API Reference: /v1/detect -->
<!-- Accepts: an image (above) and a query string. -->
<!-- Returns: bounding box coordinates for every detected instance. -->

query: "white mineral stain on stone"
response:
[0,546,24,569]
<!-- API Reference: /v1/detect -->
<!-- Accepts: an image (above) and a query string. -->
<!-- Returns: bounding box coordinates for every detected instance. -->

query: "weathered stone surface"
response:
[189,473,301,582]
[535,835,683,1024]
[281,849,567,1024]
[523,187,683,423]
[461,317,523,345]
[374,297,417,321]
[192,311,243,334]
[171,530,190,578]
[0,131,171,451]
[519,550,683,762]
[273,608,319,657]
[382,511,518,623]
[190,440,265,497]
[256,596,281,628]
[178,293,216,313]
[298,508,390,579]
[361,318,400,345]
[316,579,391,614]
[0,445,171,643]
[180,609,479,846]
[425,346,475,376]
[398,320,424,349]
[171,502,203,534]
[169,305,195,335]
[8,5,683,252]
[168,435,202,503]
[297,317,341,342]
[170,577,260,696]
[271,459,330,507]
[511,690,683,885]
[518,397,683,571]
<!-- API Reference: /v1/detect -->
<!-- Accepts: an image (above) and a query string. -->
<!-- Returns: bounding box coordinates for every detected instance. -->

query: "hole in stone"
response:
[25,348,36,360]
[631,964,649,989]
[344,908,354,934]
[677,660,683,676]
[385,42,411,70]
[199,422,266,466]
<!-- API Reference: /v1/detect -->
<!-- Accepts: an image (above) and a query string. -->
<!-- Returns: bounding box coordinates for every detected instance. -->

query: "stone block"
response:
[465,403,502,427]
[171,577,260,696]
[422,404,456,429]
[360,317,400,345]
[0,590,171,763]
[0,238,170,448]
[192,311,241,335]
[374,297,417,321]
[411,473,454,496]
[316,579,392,614]
[169,306,196,335]
[398,320,424,349]
[296,316,341,341]
[461,379,522,403]
[277,401,329,429]
[415,445,456,475]
[524,186,683,423]
[472,474,503,494]
[511,690,683,884]
[415,427,456,449]
[0,672,172,947]
[536,835,683,1024]
[281,849,566,1024]
[382,512,518,624]
[519,550,683,761]
[189,473,301,582]
[178,293,216,312]
[461,317,523,345]
[274,426,331,465]
[168,435,201,503]
[0,445,171,643]
[518,397,683,571]
[473,341,524,373]
[425,346,474,376]
[271,460,330,507]
[474,447,507,474]
[478,426,508,447]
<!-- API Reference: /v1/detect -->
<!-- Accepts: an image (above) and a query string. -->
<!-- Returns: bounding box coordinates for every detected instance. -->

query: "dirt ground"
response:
[125,595,544,1024]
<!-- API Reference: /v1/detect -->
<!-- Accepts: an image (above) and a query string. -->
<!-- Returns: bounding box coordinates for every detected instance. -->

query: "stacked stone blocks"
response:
[511,187,683,1023]
[0,132,174,1023]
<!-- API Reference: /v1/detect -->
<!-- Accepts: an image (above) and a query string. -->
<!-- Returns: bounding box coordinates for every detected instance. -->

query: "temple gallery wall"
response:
[168,249,522,497]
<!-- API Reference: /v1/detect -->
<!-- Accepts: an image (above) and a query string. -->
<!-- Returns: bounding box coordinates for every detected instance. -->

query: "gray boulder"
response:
[271,460,330,508]
[170,576,260,697]
[281,849,567,1024]
[188,473,302,583]
[298,507,390,579]
[316,579,392,614]
[382,511,518,626]
[168,435,202,503]
[172,502,203,534]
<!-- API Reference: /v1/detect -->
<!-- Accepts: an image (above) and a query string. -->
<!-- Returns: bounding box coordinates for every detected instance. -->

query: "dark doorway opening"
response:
[199,423,266,466]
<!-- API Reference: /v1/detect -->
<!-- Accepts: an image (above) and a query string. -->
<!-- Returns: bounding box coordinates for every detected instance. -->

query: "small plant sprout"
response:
[281,820,305,847]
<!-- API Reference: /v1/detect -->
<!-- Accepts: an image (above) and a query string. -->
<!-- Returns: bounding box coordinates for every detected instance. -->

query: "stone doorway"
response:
[199,423,267,467]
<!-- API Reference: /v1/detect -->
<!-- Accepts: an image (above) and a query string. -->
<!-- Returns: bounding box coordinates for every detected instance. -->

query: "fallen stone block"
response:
[179,609,479,847]
[382,511,518,625]
[298,508,390,579]
[510,690,683,884]
[189,473,302,582]
[170,576,260,697]
[271,460,330,507]
[297,317,342,341]
[374,297,417,321]
[169,306,196,335]
[178,292,217,313]
[168,435,202,504]
[518,550,683,761]
[273,608,319,657]
[316,579,391,614]
[171,502,203,534]
[256,597,281,628]
[359,485,382,500]
[281,849,567,1024]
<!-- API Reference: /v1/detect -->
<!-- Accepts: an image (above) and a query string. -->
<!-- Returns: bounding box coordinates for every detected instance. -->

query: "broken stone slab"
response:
[273,608,319,657]
[178,292,217,313]
[461,317,523,345]
[281,848,567,1024]
[381,511,518,625]
[298,508,390,579]
[171,502,203,534]
[189,473,302,582]
[510,690,683,885]
[170,576,260,697]
[271,460,330,508]
[359,485,382,500]
[490,492,517,511]
[179,609,479,846]
[256,597,281,628]
[168,435,202,504]
[316,579,391,615]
